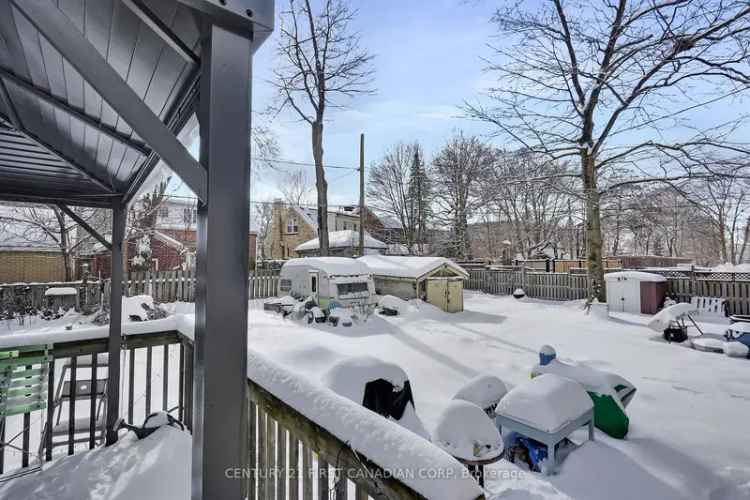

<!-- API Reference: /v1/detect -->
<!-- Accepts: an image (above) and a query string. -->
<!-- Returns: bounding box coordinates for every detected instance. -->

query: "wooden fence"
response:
[467,268,750,313]
[467,269,589,301]
[0,270,280,312]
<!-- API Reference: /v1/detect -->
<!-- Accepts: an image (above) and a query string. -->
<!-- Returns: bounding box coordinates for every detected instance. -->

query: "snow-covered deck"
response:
[0,427,190,500]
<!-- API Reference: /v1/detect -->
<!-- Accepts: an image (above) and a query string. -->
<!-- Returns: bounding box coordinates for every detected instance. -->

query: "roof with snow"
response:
[357,255,469,280]
[282,257,371,277]
[604,271,667,283]
[294,230,387,252]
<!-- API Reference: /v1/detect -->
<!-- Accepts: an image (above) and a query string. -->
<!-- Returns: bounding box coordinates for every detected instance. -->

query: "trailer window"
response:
[311,276,317,293]
[279,279,292,292]
[337,282,368,295]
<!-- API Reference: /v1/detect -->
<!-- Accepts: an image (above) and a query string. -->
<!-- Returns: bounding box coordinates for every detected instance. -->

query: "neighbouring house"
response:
[77,198,257,277]
[295,230,387,257]
[264,201,405,260]
[357,255,469,312]
[0,205,67,283]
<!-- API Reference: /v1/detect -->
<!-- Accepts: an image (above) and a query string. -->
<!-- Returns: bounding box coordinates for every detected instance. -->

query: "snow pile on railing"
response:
[247,349,484,500]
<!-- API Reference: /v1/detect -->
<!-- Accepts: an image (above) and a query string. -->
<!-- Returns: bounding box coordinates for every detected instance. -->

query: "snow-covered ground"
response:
[1,292,748,499]
[0,426,190,500]
[244,292,750,500]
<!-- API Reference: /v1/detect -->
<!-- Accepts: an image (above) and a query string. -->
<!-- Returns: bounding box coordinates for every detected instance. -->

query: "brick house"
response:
[78,198,257,278]
[264,201,404,260]
[0,204,67,283]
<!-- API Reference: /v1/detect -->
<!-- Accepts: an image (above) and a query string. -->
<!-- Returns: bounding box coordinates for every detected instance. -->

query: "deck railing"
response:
[0,330,192,473]
[1,326,484,500]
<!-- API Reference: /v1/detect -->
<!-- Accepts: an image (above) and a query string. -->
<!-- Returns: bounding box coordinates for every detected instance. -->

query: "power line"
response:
[252,156,359,171]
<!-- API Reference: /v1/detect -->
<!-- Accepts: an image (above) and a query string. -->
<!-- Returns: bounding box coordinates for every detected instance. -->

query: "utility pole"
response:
[359,133,365,256]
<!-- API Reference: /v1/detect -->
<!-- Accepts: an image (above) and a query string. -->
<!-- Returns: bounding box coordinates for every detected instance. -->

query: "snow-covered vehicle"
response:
[279,258,377,316]
[321,356,429,439]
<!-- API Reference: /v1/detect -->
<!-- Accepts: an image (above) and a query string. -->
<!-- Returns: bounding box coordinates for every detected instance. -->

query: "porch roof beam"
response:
[56,204,112,251]
[11,0,207,203]
[0,65,151,156]
[122,0,200,65]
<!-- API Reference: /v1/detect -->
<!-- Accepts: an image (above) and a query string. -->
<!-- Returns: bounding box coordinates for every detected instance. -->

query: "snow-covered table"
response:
[495,374,595,475]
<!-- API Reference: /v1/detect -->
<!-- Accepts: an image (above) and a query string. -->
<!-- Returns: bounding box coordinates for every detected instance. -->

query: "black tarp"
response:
[362,379,415,420]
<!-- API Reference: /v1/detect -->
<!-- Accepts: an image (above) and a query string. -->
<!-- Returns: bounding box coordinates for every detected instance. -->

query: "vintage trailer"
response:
[279,257,376,313]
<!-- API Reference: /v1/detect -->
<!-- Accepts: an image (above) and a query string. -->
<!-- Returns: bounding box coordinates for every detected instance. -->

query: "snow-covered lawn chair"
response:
[690,297,728,322]
[495,374,594,475]
[49,354,108,450]
[0,344,52,480]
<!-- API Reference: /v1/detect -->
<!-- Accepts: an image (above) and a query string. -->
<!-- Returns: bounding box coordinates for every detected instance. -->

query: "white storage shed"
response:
[604,271,668,314]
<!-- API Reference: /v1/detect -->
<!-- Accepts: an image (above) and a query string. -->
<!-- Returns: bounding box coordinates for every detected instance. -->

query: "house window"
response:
[159,207,169,218]
[183,208,197,224]
[287,217,299,233]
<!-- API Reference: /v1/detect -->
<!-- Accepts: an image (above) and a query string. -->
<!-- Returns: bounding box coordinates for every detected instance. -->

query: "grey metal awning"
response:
[0,1,273,498]
[0,0,272,208]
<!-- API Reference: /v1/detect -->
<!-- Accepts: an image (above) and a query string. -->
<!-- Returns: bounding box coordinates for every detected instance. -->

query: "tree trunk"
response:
[53,207,73,281]
[583,154,605,302]
[312,121,329,256]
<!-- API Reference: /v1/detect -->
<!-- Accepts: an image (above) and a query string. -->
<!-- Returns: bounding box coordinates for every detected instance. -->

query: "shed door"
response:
[447,279,463,313]
[623,278,641,314]
[426,278,448,312]
[608,279,626,313]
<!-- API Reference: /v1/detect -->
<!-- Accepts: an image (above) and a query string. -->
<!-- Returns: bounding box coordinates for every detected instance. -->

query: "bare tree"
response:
[0,204,104,281]
[673,172,750,264]
[367,142,430,251]
[432,132,496,259]
[272,0,375,255]
[278,169,315,206]
[481,151,576,258]
[466,0,750,300]
[254,201,275,262]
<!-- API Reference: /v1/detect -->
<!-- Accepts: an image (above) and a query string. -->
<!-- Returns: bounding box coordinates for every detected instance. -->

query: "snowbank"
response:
[452,374,508,411]
[358,255,469,279]
[124,295,155,321]
[604,271,666,283]
[0,426,190,500]
[247,350,483,500]
[433,399,504,461]
[322,356,409,402]
[496,374,593,433]
[44,287,77,296]
[378,294,418,314]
